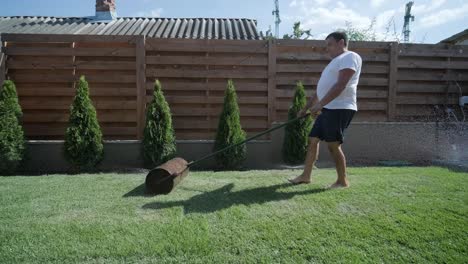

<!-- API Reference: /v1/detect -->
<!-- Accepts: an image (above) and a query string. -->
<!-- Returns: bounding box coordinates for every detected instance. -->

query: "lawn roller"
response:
[145,113,311,195]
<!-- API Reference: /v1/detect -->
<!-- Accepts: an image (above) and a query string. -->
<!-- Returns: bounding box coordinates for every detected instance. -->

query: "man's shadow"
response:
[141,183,327,214]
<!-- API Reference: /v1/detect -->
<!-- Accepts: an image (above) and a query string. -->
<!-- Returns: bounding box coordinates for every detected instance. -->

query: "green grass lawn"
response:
[0,167,467,263]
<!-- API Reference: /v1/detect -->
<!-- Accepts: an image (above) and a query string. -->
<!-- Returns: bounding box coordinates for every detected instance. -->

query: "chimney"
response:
[95,0,117,21]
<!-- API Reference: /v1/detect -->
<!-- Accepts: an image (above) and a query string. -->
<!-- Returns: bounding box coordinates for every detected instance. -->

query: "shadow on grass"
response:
[142,183,327,214]
[123,183,151,197]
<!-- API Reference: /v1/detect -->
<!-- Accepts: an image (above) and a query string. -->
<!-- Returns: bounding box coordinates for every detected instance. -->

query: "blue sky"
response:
[0,0,466,43]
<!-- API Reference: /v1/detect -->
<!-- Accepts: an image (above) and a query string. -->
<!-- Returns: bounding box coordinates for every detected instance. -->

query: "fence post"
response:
[267,39,277,128]
[71,41,76,90]
[0,52,4,86]
[0,39,6,86]
[387,41,398,121]
[136,35,146,140]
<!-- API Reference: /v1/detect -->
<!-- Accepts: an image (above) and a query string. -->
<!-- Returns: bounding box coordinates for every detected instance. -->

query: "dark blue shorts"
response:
[309,108,356,144]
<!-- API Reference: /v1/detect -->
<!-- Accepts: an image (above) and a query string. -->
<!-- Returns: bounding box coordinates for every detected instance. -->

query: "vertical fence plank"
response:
[267,39,277,127]
[0,40,6,86]
[205,51,210,123]
[136,35,146,140]
[0,52,5,86]
[71,42,76,90]
[387,42,398,121]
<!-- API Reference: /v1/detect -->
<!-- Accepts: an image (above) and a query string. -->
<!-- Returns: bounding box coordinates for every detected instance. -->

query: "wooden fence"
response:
[2,35,140,140]
[1,34,467,140]
[0,48,5,87]
[144,38,270,140]
[395,44,468,120]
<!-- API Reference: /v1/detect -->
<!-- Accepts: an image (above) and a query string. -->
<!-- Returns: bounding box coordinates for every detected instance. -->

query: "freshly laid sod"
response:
[0,167,466,263]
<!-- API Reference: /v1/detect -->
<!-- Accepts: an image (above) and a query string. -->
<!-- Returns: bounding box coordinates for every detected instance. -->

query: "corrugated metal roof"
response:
[439,29,468,44]
[0,16,263,40]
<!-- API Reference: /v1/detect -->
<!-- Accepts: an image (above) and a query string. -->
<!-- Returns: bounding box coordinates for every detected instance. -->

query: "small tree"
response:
[142,80,177,168]
[0,80,22,120]
[337,20,383,42]
[282,81,313,165]
[283,21,313,40]
[0,80,26,175]
[64,76,103,172]
[213,80,247,170]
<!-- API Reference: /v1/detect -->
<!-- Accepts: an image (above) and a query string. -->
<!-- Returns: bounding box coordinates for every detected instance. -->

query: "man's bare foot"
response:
[328,180,349,189]
[287,174,311,185]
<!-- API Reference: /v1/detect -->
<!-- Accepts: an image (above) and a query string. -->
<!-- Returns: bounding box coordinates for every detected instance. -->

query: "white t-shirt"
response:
[316,51,362,111]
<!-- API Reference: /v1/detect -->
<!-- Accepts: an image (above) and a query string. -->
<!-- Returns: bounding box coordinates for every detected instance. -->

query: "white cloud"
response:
[284,1,405,41]
[283,14,304,22]
[373,9,398,39]
[136,8,163,17]
[418,3,468,27]
[412,0,446,15]
[300,5,371,29]
[370,0,385,8]
[289,0,369,30]
[283,0,463,42]
[315,32,329,40]
[376,9,396,28]
[291,0,331,7]
[315,0,331,5]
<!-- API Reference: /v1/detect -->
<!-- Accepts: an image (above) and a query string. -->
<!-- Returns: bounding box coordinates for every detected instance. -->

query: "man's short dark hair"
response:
[326,32,348,47]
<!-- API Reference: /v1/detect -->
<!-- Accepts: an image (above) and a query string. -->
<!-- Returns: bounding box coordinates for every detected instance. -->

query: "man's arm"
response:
[309,68,355,114]
[298,93,318,117]
[305,94,318,110]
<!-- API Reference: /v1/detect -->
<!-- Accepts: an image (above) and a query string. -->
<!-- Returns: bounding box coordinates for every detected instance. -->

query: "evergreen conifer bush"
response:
[213,79,247,170]
[64,76,104,172]
[282,81,313,165]
[142,80,177,168]
[0,80,26,175]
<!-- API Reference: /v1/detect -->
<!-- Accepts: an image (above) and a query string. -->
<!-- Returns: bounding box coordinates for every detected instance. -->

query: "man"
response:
[288,31,362,188]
